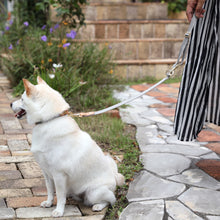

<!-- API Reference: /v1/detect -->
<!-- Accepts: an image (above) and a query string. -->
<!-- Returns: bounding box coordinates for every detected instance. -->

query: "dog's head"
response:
[11,76,70,125]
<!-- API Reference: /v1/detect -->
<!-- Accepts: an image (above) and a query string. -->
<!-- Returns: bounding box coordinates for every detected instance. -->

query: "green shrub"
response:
[141,0,187,13]
[15,0,48,28]
[12,65,81,98]
[47,0,88,29]
[9,40,117,111]
[168,0,187,13]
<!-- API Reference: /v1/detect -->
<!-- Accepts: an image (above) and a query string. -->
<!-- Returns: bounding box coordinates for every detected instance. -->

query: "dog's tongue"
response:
[15,109,26,119]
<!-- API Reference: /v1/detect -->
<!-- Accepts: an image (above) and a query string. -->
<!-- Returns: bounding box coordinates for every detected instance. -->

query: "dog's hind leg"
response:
[41,172,55,208]
[52,173,67,217]
[84,186,116,212]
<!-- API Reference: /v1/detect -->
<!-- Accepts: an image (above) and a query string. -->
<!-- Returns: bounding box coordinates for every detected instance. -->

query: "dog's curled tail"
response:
[105,154,125,186]
[115,173,125,186]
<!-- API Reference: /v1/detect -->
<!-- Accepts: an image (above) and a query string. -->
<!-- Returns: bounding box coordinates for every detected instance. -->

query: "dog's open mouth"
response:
[15,109,26,119]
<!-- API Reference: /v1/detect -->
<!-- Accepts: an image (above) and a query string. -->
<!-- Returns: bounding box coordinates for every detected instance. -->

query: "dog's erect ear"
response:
[37,76,47,85]
[23,79,35,96]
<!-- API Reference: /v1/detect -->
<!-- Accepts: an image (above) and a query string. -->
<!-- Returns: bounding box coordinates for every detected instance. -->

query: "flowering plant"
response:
[1,0,116,111]
[1,16,80,77]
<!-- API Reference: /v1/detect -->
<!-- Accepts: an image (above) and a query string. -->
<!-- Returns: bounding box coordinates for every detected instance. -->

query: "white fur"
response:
[11,77,124,217]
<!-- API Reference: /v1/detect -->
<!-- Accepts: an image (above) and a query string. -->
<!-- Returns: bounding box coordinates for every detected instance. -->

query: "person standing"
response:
[174,0,220,141]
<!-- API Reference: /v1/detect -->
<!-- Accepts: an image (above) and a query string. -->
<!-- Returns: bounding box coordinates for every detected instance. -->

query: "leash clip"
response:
[166,62,183,78]
[185,32,191,38]
[166,65,177,78]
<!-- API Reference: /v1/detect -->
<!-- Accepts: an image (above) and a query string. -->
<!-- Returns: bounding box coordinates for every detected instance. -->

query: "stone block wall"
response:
[77,21,189,40]
[84,3,168,21]
[50,2,188,80]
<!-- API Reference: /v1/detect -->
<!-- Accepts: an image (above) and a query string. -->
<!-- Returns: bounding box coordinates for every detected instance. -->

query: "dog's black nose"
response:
[10,103,13,108]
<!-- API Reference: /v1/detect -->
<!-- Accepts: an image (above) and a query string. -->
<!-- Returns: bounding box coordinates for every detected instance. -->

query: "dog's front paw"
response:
[41,200,53,208]
[52,209,64,217]
[92,203,108,212]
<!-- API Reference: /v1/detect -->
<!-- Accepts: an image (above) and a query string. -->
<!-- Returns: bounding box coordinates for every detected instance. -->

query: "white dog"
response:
[11,76,124,217]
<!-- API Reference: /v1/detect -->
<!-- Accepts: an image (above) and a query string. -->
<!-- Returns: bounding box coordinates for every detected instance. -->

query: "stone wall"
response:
[50,2,188,80]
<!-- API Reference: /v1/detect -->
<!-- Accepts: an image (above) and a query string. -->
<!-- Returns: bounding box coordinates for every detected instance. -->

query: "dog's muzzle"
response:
[15,108,26,119]
[11,100,27,119]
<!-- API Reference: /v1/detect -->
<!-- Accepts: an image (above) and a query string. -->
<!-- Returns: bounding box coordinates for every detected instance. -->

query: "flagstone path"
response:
[116,83,220,220]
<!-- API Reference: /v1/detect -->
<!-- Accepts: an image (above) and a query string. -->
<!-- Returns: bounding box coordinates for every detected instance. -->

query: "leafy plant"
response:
[141,0,187,13]
[13,65,82,99]
[16,0,48,27]
[36,0,87,29]
[9,42,117,111]
[168,0,187,13]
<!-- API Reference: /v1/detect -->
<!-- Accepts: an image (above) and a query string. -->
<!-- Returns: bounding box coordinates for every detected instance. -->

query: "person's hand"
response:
[186,0,206,22]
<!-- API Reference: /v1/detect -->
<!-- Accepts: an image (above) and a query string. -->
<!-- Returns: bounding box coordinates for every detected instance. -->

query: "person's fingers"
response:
[196,0,206,9]
[195,0,206,18]
[186,5,194,21]
[186,0,198,21]
[186,6,194,22]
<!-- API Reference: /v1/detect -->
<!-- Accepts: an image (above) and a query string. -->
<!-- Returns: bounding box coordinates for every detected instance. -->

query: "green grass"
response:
[164,76,182,84]
[75,114,143,219]
[121,75,182,86]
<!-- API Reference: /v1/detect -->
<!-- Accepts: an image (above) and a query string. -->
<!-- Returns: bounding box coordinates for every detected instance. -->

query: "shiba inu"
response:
[11,76,124,217]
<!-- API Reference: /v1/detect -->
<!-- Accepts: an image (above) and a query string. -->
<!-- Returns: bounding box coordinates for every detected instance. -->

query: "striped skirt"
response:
[174,0,220,141]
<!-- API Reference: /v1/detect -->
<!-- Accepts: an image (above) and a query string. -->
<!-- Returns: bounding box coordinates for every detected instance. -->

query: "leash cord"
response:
[71,16,197,118]
[71,76,169,117]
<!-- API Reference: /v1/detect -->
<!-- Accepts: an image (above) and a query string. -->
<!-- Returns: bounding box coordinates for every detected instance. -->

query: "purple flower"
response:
[5,26,10,31]
[66,30,76,39]
[41,25,46,30]
[63,43,71,48]
[54,23,59,29]
[9,20,13,25]
[16,40,20,45]
[8,44,13,50]
[23,21,29,27]
[50,28,53,33]
[41,35,47,42]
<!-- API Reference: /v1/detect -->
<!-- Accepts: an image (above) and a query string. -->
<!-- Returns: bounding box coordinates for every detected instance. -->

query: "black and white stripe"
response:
[174,0,220,141]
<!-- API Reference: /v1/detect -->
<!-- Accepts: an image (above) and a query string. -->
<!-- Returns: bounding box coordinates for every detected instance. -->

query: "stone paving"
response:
[1,72,220,220]
[115,84,220,220]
